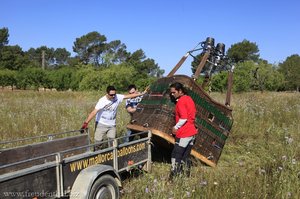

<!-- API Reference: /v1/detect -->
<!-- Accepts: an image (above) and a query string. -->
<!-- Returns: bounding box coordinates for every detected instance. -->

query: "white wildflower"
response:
[199,180,207,187]
[281,155,287,161]
[259,168,266,175]
[186,191,191,197]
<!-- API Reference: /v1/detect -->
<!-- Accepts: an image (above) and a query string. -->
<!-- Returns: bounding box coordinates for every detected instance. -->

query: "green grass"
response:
[1,90,299,198]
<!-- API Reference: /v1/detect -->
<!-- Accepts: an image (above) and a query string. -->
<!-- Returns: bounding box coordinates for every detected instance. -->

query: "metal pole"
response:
[146,130,152,172]
[225,70,234,106]
[55,153,63,198]
[193,51,210,80]
[167,53,189,77]
[113,139,118,171]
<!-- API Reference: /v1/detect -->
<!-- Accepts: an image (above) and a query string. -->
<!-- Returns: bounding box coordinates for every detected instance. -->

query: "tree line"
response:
[0,27,299,92]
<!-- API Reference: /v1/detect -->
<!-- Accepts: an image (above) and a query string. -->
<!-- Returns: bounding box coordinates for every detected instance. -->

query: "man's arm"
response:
[174,118,187,130]
[124,92,143,99]
[84,109,98,124]
[126,106,136,113]
[172,118,187,134]
[81,108,99,132]
[124,87,149,99]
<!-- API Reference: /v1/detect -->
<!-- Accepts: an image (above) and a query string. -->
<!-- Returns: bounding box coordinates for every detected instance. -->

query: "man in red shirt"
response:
[169,82,198,179]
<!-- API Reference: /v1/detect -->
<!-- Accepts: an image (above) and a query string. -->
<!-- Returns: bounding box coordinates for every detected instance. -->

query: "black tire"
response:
[89,174,120,199]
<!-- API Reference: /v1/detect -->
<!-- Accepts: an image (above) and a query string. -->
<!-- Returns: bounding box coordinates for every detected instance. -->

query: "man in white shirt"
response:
[81,85,145,147]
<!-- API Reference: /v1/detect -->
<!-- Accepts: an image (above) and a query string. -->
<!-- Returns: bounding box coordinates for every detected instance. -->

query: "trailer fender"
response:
[70,164,121,199]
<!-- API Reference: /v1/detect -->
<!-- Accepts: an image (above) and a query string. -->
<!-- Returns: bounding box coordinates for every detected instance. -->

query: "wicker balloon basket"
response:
[127,75,233,167]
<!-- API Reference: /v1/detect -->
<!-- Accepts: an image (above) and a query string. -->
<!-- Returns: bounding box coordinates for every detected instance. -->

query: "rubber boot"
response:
[183,159,192,177]
[169,162,183,181]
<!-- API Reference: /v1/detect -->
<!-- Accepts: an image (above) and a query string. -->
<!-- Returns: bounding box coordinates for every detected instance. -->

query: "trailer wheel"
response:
[89,174,119,199]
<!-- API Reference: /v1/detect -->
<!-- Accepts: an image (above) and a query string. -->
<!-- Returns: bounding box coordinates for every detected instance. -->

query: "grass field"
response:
[1,90,299,198]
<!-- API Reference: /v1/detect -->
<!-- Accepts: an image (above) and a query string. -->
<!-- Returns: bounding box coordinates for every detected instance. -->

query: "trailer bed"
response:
[0,130,151,198]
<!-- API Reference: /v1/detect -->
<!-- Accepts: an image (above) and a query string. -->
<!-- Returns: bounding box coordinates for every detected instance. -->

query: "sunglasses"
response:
[108,93,116,96]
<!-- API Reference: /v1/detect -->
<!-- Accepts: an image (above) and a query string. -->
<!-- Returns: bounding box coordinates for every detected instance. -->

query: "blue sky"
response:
[1,0,300,75]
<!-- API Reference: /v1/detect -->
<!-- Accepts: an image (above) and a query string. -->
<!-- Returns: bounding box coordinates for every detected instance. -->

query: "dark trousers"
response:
[170,136,195,177]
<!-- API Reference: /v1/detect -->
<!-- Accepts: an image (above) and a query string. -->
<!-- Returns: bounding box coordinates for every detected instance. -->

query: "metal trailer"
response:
[0,129,152,199]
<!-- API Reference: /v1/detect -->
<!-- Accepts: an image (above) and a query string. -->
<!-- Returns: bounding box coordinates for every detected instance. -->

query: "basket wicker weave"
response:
[128,75,233,166]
